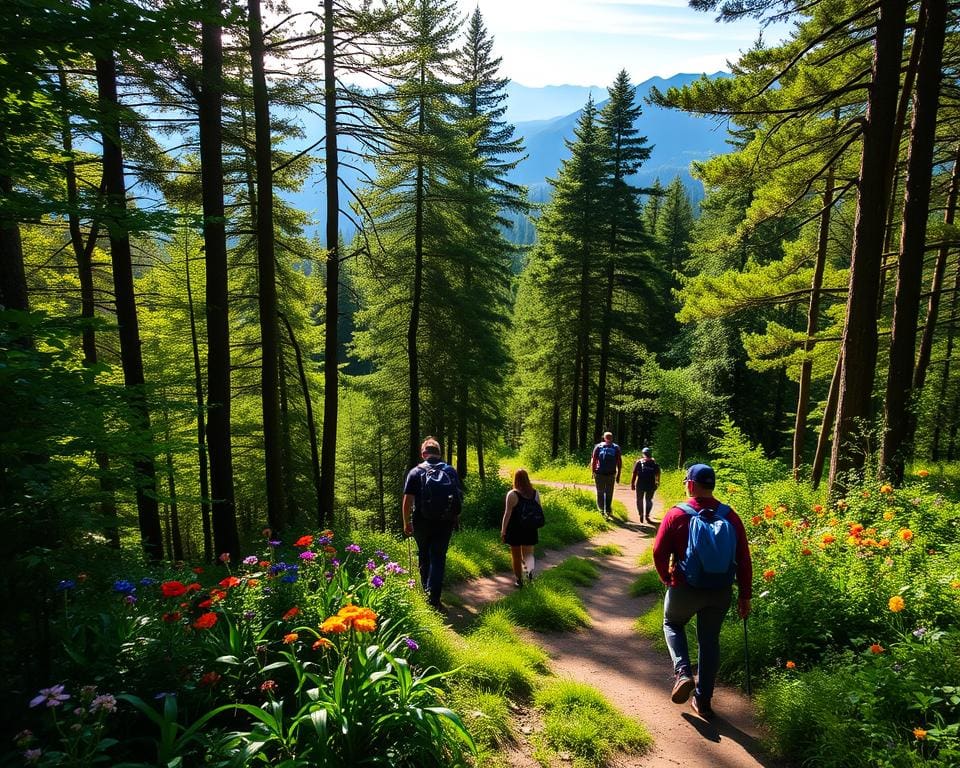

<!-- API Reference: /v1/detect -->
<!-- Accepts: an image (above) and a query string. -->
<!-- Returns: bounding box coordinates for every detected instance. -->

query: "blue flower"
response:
[140,577,157,587]
[113,580,136,595]
[56,579,76,592]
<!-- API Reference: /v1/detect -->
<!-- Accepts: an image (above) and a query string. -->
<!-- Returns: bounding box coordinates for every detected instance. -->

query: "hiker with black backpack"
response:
[630,446,661,524]
[500,468,545,587]
[652,463,752,719]
[589,431,622,518]
[402,437,463,611]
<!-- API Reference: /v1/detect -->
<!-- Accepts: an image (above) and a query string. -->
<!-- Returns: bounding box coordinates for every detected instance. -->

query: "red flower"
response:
[199,671,221,687]
[282,607,300,621]
[219,576,241,589]
[295,535,314,548]
[763,569,775,581]
[193,612,218,630]
[186,582,202,593]
[198,599,213,609]
[260,679,277,692]
[161,581,188,598]
[801,548,812,556]
[192,567,204,575]
[162,611,181,623]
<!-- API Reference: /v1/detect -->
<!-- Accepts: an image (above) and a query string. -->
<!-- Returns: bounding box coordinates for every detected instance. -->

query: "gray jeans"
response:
[663,584,732,703]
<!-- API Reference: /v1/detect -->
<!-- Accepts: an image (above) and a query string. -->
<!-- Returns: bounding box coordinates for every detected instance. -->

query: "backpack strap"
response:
[677,502,730,518]
[676,502,697,516]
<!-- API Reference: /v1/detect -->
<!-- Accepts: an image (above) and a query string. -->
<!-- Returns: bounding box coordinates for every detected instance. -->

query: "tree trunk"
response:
[812,353,842,490]
[199,0,239,561]
[793,165,835,480]
[594,260,615,442]
[278,340,297,521]
[0,175,28,316]
[184,248,213,562]
[248,0,286,532]
[476,422,486,482]
[457,384,468,478]
[408,155,425,469]
[569,345,581,453]
[913,143,960,396]
[95,44,163,560]
[931,253,960,459]
[162,401,184,562]
[829,0,907,491]
[280,312,322,524]
[880,0,946,484]
[318,0,339,526]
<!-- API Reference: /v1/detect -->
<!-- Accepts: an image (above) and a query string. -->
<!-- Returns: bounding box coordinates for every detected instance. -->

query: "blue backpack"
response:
[677,502,737,589]
[596,443,619,474]
[418,461,462,523]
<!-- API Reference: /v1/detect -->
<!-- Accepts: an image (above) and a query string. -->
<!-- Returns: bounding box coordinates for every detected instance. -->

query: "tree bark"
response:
[248,0,286,532]
[0,175,28,317]
[793,166,835,480]
[829,0,907,492]
[95,43,163,560]
[931,253,960,459]
[812,353,842,490]
[594,259,615,442]
[318,0,339,526]
[199,0,239,560]
[880,0,946,484]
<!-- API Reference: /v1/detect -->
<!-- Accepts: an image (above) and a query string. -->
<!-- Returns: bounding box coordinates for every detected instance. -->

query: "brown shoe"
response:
[671,673,695,704]
[691,695,714,718]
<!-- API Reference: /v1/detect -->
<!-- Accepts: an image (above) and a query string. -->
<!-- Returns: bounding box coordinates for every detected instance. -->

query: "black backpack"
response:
[635,460,658,487]
[418,461,462,523]
[515,492,545,528]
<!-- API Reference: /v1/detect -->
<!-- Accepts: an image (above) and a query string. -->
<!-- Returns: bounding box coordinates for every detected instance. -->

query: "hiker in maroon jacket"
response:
[652,463,752,719]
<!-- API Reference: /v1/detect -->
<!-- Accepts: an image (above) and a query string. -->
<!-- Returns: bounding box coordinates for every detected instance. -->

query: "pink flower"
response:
[29,685,70,709]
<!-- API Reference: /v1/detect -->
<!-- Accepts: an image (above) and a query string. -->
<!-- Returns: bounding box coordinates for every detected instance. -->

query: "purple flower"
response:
[269,540,282,548]
[913,627,928,639]
[299,551,317,561]
[29,685,70,709]
[345,544,362,554]
[407,579,417,589]
[56,579,76,591]
[112,580,136,595]
[375,549,388,560]
[318,535,331,546]
[124,594,137,605]
[371,576,384,588]
[23,749,42,764]
[366,560,377,571]
[243,555,258,566]
[404,637,419,651]
[331,559,341,568]
[324,571,333,581]
[154,692,176,700]
[89,694,116,713]
[243,610,256,621]
[386,562,405,575]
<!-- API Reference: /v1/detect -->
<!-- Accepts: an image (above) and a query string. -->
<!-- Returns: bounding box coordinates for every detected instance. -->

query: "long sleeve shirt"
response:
[652,496,753,599]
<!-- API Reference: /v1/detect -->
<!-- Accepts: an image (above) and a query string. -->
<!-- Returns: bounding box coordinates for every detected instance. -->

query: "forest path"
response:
[449,478,784,768]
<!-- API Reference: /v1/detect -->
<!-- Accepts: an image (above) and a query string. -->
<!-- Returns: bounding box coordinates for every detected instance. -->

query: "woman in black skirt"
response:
[501,468,542,587]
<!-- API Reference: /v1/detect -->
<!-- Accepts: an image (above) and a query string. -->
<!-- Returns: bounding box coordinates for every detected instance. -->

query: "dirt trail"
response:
[449,479,784,768]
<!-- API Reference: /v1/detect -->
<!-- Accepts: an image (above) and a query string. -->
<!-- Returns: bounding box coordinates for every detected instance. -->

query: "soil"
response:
[447,479,786,768]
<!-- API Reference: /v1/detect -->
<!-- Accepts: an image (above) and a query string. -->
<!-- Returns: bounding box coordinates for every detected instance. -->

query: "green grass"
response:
[592,543,623,557]
[633,598,699,662]
[629,569,663,597]
[446,681,515,768]
[445,529,513,582]
[537,488,612,549]
[533,680,652,768]
[635,548,653,568]
[498,557,599,632]
[658,468,687,510]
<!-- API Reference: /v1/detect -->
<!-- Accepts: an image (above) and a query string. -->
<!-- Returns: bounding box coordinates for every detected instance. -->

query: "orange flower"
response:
[312,637,334,651]
[785,661,796,669]
[812,504,824,514]
[880,484,893,495]
[889,595,906,613]
[259,560,270,568]
[282,607,300,621]
[763,505,775,520]
[861,490,871,499]
[950,580,960,590]
[899,528,914,541]
[777,505,788,514]
[869,643,885,654]
[283,633,299,644]
[751,516,762,526]
[295,535,314,548]
[917,469,929,478]
[883,511,895,521]
[321,529,334,538]
[878,538,890,548]
[323,546,336,554]
[913,727,927,740]
[219,576,241,589]
[353,617,377,633]
[193,612,218,630]
[200,671,221,687]
[763,569,775,581]
[835,500,848,510]
[801,547,812,556]
[783,520,794,529]
[822,534,836,545]
[849,523,864,536]
[247,579,260,587]
[320,616,349,634]
[846,536,860,547]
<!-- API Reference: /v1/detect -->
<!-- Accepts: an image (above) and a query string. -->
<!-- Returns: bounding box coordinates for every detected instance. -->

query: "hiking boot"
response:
[691,695,714,719]
[514,577,524,588]
[671,673,695,704]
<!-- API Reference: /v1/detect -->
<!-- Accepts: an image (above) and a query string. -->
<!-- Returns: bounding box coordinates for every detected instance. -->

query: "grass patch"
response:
[635,548,653,568]
[537,488,612,550]
[499,557,599,632]
[534,680,652,767]
[592,543,623,557]
[658,468,687,510]
[629,569,663,597]
[451,608,551,697]
[633,598,699,663]
[446,681,514,768]
[446,529,513,582]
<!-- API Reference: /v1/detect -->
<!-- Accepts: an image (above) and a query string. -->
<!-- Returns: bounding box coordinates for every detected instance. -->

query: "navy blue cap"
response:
[685,463,716,489]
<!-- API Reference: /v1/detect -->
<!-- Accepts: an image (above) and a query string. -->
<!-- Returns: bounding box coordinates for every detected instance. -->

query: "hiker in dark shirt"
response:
[589,431,621,518]
[652,463,752,719]
[630,446,661,525]
[501,468,542,587]
[402,437,462,611]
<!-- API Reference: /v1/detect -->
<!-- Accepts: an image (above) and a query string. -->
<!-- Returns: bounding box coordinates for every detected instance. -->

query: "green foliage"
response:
[533,680,651,768]
[446,529,513,582]
[592,544,623,557]
[499,557,598,632]
[629,570,663,597]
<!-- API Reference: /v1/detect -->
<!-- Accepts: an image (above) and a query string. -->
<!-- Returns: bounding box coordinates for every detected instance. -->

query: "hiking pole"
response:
[406,536,413,577]
[743,616,753,697]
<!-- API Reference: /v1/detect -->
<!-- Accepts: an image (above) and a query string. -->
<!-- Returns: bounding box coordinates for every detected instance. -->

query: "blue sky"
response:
[457,0,790,87]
